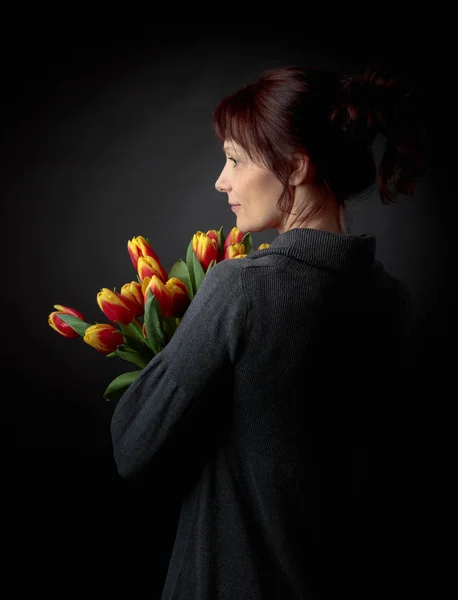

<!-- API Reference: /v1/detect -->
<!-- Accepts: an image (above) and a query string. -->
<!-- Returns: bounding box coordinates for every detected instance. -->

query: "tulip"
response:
[120,281,144,316]
[223,226,244,254]
[205,229,221,260]
[137,255,168,284]
[83,323,124,354]
[258,243,270,250]
[97,288,138,325]
[48,305,86,338]
[144,275,172,317]
[192,231,218,272]
[166,277,190,318]
[127,235,162,271]
[224,242,246,260]
[143,276,190,318]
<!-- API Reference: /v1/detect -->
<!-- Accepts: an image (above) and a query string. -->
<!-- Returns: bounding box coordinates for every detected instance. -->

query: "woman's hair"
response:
[211,65,429,216]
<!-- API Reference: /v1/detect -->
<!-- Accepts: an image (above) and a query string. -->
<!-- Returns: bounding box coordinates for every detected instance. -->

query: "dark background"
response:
[4,23,453,596]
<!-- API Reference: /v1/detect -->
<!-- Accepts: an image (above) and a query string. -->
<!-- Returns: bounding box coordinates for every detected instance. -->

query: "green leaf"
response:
[56,314,91,337]
[143,289,166,355]
[162,316,179,343]
[168,258,194,301]
[117,325,155,363]
[103,369,143,401]
[241,232,252,255]
[114,344,149,369]
[118,321,152,352]
[217,225,225,258]
[186,239,196,295]
[192,250,206,293]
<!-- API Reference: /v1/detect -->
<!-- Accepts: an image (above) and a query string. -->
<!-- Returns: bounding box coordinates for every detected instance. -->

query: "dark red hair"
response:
[212,66,429,214]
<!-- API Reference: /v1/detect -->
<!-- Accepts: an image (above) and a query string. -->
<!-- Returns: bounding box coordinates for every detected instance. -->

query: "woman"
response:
[111,66,428,599]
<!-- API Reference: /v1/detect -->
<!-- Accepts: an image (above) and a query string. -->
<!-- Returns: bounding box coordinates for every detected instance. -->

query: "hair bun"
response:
[332,69,418,142]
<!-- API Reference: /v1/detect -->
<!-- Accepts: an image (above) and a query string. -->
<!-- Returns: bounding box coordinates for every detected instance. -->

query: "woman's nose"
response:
[215,172,230,193]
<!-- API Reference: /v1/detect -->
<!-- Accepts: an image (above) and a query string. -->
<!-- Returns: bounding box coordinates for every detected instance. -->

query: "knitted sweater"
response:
[110,227,410,599]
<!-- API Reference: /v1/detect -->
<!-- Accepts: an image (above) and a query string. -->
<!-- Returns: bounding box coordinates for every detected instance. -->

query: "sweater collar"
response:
[247,227,376,273]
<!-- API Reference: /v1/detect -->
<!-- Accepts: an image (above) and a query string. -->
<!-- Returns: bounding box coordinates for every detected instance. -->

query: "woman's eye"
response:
[228,157,238,167]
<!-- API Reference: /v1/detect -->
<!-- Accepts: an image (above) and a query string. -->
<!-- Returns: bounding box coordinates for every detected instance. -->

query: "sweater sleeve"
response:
[110,259,248,479]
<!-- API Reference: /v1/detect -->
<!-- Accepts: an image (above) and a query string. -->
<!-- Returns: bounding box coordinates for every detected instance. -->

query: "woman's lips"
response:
[231,204,241,212]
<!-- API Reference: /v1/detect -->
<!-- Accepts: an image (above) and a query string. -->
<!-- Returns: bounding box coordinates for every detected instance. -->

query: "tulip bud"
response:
[48,305,86,338]
[166,277,190,318]
[224,242,246,260]
[137,255,168,284]
[120,281,144,316]
[192,231,218,272]
[258,243,270,250]
[83,323,124,354]
[205,229,221,260]
[223,226,244,254]
[97,288,138,325]
[144,275,173,317]
[127,235,162,271]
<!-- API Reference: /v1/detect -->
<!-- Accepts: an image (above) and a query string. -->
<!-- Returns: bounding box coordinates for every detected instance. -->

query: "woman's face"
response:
[214,140,285,233]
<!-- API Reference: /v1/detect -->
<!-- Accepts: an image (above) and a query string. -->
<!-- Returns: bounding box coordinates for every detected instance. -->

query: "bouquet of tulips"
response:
[48,226,270,401]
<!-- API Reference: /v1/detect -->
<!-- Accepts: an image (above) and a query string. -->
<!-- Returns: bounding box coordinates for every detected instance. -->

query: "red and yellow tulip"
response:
[137,255,168,283]
[224,242,246,260]
[48,305,86,338]
[127,235,162,270]
[143,275,190,318]
[223,226,244,254]
[192,231,218,272]
[120,281,144,316]
[97,288,138,325]
[83,323,124,354]
[143,275,172,317]
[205,229,221,260]
[166,277,190,317]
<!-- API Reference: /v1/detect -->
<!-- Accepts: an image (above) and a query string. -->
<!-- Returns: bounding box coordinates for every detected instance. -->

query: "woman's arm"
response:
[110,259,248,479]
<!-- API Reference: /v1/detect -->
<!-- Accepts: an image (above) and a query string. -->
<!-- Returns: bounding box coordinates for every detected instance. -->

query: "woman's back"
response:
[112,226,409,599]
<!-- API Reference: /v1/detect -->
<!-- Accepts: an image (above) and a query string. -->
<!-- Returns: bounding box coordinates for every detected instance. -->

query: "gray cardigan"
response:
[111,227,410,599]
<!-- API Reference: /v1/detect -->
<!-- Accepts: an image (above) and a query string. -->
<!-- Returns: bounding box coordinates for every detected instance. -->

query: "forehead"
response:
[223,140,244,154]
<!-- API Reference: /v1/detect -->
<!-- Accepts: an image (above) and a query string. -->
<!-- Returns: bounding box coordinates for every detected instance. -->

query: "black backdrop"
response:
[4,24,453,596]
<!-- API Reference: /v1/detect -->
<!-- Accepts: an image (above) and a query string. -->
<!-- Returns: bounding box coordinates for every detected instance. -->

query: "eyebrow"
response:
[222,144,235,153]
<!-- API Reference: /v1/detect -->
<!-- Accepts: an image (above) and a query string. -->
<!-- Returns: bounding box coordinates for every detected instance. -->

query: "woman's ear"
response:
[289,154,313,186]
